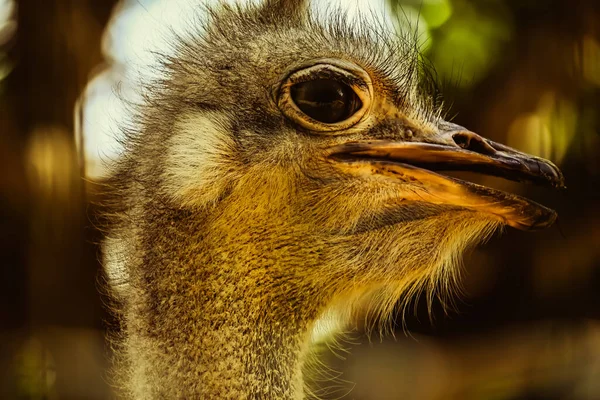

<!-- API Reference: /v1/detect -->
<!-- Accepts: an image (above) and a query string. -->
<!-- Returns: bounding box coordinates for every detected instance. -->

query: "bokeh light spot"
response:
[580,35,600,87]
[507,92,577,165]
[421,0,452,29]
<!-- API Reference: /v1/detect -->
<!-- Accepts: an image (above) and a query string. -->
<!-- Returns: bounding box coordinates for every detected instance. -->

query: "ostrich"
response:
[100,0,564,398]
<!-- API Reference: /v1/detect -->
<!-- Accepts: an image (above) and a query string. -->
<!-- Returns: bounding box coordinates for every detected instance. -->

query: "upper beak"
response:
[326,127,565,231]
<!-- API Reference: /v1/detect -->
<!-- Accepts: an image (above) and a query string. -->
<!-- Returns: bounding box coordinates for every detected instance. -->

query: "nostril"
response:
[452,132,496,156]
[452,133,471,148]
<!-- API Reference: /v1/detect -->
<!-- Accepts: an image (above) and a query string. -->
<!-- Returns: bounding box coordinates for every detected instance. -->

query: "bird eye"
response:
[290,79,362,124]
[277,62,372,134]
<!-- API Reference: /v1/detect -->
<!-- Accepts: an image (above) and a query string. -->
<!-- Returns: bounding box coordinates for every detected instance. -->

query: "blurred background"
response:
[0,0,598,399]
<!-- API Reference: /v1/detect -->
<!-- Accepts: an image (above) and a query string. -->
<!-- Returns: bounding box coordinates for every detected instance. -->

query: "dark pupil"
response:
[290,79,362,124]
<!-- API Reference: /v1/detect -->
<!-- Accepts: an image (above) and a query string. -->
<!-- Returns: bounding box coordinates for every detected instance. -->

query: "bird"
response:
[99,0,565,398]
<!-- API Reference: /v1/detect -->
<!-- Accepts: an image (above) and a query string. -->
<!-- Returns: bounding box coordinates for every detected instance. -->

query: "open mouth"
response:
[327,138,565,231]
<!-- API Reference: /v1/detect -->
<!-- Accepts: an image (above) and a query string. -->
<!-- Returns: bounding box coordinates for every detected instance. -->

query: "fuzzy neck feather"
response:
[115,198,330,399]
[125,277,312,399]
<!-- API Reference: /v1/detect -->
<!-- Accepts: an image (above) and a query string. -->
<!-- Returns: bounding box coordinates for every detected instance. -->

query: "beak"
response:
[326,127,565,231]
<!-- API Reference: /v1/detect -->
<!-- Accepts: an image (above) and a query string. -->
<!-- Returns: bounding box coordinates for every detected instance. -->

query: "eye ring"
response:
[277,61,372,134]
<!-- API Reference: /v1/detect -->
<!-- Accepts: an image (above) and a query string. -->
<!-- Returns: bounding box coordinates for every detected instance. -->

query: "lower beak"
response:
[326,130,565,231]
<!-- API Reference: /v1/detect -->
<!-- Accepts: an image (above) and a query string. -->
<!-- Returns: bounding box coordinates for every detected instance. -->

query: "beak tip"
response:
[525,208,558,231]
[544,160,566,190]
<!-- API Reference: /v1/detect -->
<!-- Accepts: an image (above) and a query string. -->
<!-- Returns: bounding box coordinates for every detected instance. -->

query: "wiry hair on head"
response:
[121,0,445,143]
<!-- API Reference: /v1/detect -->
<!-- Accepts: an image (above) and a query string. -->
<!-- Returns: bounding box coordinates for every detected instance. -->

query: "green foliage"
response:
[392,0,513,87]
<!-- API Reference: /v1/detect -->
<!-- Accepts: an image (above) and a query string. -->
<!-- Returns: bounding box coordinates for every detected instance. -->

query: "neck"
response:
[122,245,320,400]
[197,294,311,398]
[116,183,339,399]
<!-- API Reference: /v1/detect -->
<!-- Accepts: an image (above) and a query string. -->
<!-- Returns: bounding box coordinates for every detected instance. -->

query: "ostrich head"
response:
[102,0,564,398]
